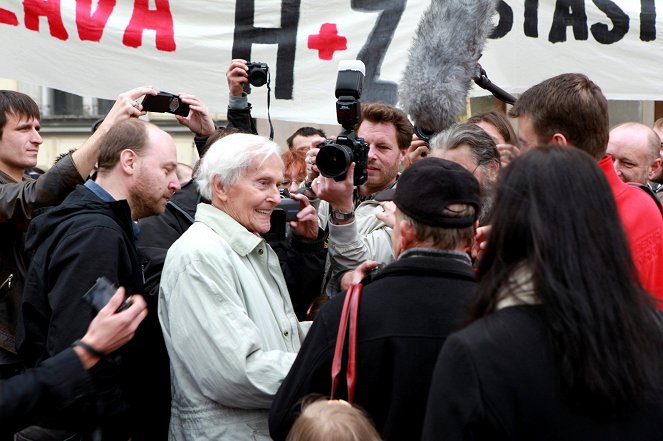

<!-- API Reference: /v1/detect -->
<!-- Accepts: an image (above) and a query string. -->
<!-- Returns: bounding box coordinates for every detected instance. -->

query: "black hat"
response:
[376,157,480,228]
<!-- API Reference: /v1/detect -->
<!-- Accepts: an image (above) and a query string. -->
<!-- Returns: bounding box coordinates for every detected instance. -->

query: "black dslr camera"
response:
[316,61,369,186]
[244,62,269,94]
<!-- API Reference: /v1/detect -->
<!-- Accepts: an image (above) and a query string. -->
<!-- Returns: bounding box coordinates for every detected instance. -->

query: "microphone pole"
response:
[473,64,516,105]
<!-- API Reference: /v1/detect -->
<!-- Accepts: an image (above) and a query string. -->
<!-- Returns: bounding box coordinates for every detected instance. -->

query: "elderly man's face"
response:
[222,155,283,233]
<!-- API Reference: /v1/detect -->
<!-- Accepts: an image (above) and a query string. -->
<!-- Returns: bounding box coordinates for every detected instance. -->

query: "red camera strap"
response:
[330,283,363,403]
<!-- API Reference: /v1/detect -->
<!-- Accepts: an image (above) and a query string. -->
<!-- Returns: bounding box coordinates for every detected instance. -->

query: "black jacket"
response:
[0,349,98,437]
[422,306,663,441]
[16,185,154,440]
[269,249,477,441]
[0,155,83,365]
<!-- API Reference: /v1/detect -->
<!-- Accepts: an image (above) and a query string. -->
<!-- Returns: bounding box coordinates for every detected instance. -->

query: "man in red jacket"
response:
[509,73,663,306]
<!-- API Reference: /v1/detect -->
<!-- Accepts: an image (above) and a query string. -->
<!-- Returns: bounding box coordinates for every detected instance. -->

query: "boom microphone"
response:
[399,0,498,135]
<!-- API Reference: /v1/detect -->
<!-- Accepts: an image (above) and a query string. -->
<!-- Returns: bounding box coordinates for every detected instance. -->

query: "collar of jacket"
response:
[194,203,263,256]
[367,247,476,285]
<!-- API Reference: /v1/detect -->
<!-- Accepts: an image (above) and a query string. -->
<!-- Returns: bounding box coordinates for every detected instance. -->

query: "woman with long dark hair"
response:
[422,146,663,440]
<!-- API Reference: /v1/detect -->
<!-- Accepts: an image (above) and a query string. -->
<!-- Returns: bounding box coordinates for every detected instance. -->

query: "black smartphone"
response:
[82,277,132,313]
[141,91,190,117]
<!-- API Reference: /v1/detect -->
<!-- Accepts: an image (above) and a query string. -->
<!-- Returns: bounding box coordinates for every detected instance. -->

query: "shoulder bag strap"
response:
[330,283,362,402]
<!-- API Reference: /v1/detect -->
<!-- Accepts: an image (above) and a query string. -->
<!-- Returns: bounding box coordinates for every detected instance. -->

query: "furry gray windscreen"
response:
[399,0,498,134]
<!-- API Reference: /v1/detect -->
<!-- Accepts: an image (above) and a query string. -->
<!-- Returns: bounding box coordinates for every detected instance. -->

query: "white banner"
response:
[0,0,661,124]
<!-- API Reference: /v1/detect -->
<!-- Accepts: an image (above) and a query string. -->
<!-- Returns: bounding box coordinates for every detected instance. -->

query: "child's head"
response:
[286,398,381,441]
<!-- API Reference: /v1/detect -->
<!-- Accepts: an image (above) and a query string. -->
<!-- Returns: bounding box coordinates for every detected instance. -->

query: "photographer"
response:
[2,288,146,437]
[307,103,413,292]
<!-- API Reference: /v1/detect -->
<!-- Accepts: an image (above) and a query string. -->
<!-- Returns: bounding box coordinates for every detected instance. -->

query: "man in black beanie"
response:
[269,157,480,441]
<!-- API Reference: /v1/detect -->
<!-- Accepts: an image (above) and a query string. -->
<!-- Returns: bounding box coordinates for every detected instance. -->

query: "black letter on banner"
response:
[524,0,539,37]
[549,0,588,43]
[490,1,513,39]
[590,0,629,44]
[232,0,300,100]
[352,0,406,105]
[640,0,655,41]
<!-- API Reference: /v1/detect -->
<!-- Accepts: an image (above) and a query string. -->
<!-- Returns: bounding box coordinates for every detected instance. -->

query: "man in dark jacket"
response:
[16,118,180,440]
[0,88,149,384]
[269,158,481,441]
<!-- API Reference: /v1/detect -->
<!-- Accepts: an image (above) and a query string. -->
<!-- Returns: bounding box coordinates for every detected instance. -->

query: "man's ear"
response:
[648,157,662,181]
[119,149,137,175]
[212,175,228,202]
[549,133,570,146]
[397,219,416,253]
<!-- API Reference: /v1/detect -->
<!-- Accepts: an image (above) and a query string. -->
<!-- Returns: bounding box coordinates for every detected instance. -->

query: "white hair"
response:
[196,133,282,200]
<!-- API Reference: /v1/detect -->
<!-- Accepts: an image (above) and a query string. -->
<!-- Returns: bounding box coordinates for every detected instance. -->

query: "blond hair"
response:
[286,399,382,441]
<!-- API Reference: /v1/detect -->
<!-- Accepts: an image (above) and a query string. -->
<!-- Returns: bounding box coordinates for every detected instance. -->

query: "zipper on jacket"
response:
[0,274,13,291]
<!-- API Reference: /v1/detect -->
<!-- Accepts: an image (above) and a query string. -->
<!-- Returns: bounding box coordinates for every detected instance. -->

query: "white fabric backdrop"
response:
[0,0,661,124]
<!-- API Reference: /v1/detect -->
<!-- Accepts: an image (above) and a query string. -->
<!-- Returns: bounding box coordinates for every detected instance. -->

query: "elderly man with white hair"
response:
[158,133,319,440]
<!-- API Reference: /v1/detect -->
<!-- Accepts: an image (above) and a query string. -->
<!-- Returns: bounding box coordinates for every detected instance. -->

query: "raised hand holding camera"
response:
[316,61,369,186]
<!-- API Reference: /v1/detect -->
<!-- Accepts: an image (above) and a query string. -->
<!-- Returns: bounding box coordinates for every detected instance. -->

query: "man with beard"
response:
[306,103,413,289]
[429,122,500,225]
[16,118,180,440]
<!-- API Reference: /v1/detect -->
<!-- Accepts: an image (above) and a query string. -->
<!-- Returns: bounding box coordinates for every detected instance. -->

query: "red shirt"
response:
[599,155,663,307]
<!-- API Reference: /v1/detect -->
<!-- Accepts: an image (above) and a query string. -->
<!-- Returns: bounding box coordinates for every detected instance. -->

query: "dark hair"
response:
[286,127,327,149]
[0,91,40,139]
[96,119,149,172]
[472,146,663,410]
[359,102,413,150]
[467,110,519,147]
[508,73,609,159]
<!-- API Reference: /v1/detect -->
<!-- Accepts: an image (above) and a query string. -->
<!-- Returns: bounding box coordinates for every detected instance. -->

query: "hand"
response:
[305,147,320,182]
[175,93,216,137]
[96,86,157,134]
[376,201,397,228]
[227,59,249,97]
[80,287,148,356]
[340,260,379,291]
[313,162,355,214]
[289,193,319,240]
[496,143,520,168]
[403,134,429,168]
[471,224,491,261]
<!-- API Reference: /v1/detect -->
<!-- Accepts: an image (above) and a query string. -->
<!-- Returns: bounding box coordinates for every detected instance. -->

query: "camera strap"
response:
[266,71,274,140]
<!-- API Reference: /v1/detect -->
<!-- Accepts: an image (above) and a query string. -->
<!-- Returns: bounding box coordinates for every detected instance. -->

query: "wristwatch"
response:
[331,209,355,222]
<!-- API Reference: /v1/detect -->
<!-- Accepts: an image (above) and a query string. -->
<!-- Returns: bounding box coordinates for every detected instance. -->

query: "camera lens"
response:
[248,67,268,87]
[317,142,353,179]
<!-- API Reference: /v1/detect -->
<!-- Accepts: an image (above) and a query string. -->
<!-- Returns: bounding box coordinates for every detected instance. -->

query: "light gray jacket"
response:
[159,204,303,440]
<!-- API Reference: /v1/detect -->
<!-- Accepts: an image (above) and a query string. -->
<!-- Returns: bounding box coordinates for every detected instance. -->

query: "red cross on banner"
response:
[308,23,347,60]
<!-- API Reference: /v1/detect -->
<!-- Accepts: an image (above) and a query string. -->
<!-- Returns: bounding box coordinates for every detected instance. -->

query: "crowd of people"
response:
[0,60,662,441]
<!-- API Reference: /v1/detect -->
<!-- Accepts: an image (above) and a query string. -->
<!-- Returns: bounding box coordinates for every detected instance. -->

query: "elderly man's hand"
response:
[175,93,216,137]
[289,193,319,240]
[314,162,355,214]
[339,260,379,291]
